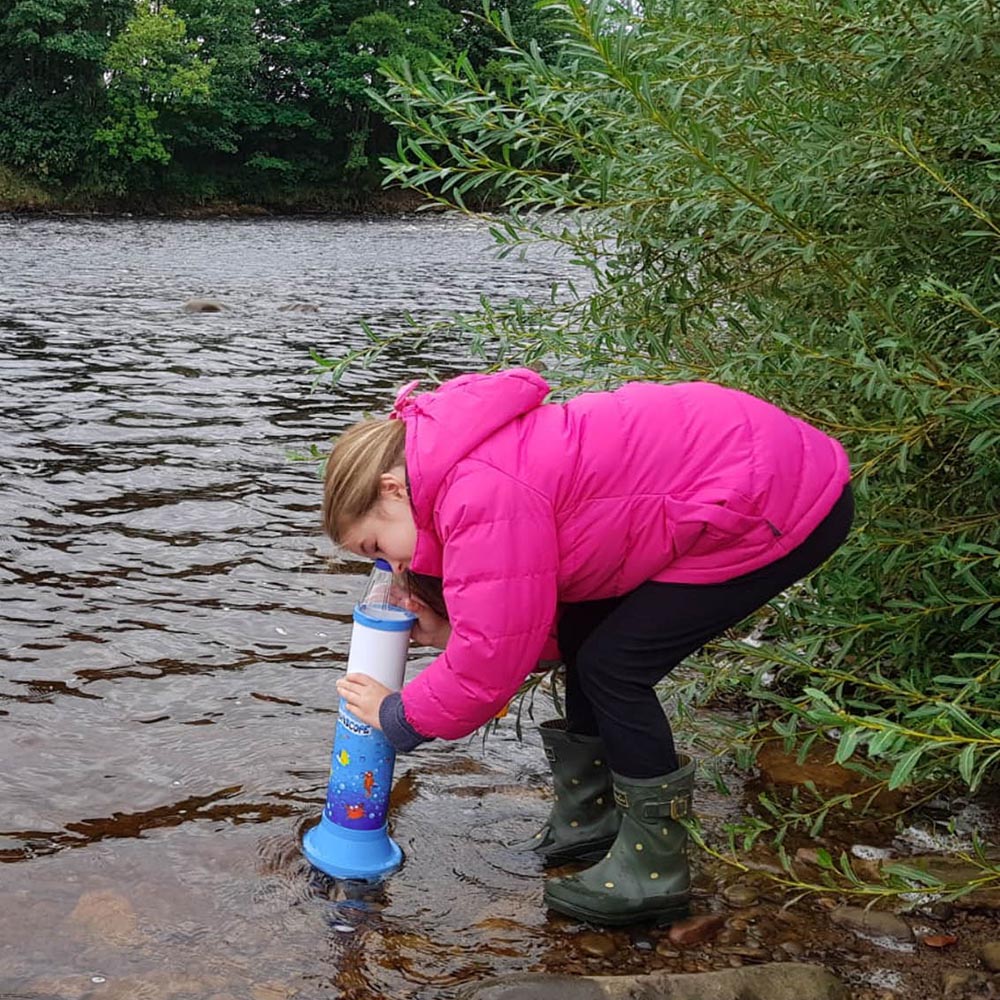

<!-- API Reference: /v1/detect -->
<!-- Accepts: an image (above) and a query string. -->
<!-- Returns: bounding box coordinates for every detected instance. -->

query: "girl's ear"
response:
[378,471,408,502]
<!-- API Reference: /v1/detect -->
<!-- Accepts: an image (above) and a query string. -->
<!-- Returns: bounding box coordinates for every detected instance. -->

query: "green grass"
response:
[0,166,54,211]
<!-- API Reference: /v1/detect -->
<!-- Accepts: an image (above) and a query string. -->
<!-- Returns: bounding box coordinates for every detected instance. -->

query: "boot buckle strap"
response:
[613,788,691,820]
[543,746,557,763]
[641,795,692,821]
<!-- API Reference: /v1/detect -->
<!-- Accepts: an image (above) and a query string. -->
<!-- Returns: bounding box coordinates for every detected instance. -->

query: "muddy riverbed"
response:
[1,215,997,999]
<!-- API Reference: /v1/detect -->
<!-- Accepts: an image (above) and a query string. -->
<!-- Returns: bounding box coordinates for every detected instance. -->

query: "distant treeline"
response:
[0,0,558,210]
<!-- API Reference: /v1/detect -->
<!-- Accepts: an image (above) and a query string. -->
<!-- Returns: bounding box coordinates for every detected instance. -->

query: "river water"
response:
[0,215,589,999]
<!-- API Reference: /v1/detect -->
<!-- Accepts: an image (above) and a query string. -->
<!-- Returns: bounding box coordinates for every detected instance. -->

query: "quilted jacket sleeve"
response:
[396,461,560,742]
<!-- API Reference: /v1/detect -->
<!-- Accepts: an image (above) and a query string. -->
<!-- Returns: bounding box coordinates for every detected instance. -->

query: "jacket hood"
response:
[392,368,549,528]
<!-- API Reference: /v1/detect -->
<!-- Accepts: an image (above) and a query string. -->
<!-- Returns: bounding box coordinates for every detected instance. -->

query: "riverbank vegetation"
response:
[316,0,1000,898]
[0,0,557,212]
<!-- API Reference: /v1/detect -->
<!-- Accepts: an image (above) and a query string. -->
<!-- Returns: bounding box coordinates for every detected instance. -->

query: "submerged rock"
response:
[183,298,224,313]
[67,888,141,947]
[457,962,849,999]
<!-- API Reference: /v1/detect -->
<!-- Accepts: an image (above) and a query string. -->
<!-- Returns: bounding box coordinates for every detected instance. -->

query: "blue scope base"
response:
[302,820,403,881]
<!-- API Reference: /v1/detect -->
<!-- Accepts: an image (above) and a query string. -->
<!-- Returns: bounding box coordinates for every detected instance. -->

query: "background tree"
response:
[0,0,133,180]
[169,0,261,194]
[96,1,213,186]
[0,0,563,204]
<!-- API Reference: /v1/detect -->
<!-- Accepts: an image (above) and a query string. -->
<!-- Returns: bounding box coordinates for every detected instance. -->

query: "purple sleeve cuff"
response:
[379,691,430,752]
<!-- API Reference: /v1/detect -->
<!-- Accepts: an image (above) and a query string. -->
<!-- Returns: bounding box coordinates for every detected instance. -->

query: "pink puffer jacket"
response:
[390,369,850,743]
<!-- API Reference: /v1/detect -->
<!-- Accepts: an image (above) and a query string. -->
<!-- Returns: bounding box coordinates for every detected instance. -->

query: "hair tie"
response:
[389,379,421,420]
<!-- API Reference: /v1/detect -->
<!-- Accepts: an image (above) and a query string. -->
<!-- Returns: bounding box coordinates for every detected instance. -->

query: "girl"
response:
[327,368,852,926]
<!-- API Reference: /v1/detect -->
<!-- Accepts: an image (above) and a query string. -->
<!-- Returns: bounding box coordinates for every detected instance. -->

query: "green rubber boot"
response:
[543,755,695,926]
[515,720,620,866]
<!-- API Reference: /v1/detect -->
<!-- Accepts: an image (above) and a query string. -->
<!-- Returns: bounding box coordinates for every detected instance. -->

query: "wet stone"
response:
[719,945,771,962]
[942,968,992,996]
[722,883,760,908]
[576,931,617,958]
[897,856,1000,911]
[794,847,823,867]
[978,941,1000,971]
[455,964,853,1000]
[667,912,727,948]
[828,905,913,943]
[920,933,958,949]
[923,901,955,921]
[717,927,746,946]
[850,858,883,882]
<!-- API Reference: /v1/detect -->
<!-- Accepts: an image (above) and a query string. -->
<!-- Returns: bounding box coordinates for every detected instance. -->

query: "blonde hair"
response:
[323,418,406,542]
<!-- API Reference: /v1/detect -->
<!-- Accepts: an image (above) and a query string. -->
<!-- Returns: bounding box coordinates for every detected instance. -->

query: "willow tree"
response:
[315,0,1000,887]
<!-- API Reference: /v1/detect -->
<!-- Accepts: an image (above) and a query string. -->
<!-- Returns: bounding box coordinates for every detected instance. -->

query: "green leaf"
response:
[888,747,926,791]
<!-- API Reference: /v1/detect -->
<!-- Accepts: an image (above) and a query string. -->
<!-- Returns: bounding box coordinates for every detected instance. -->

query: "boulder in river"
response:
[183,298,224,313]
[457,962,849,1000]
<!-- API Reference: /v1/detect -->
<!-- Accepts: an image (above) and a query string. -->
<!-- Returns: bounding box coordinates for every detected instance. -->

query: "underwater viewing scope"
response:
[302,559,415,880]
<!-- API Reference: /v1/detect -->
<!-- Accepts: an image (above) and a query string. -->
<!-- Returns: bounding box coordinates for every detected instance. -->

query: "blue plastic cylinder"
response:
[303,585,415,881]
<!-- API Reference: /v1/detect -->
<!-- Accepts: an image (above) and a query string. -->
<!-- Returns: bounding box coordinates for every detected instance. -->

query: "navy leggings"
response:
[557,486,854,778]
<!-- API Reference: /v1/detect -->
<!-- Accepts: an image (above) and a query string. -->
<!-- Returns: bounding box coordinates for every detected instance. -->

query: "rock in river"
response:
[458,962,850,1000]
[67,889,141,947]
[183,298,224,313]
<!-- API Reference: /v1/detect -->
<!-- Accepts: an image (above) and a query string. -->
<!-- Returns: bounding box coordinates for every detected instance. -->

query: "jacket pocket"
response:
[666,489,775,558]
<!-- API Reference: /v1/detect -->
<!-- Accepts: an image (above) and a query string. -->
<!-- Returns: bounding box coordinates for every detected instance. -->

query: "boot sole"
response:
[544,895,690,928]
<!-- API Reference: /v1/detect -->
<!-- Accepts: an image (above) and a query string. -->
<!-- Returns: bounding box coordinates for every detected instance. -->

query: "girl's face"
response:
[339,468,417,574]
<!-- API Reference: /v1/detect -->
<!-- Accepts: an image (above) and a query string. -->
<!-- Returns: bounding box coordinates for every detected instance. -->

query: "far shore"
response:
[0,187,455,220]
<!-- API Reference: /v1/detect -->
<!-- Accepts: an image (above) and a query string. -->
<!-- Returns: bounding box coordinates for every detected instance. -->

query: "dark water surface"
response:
[0,215,583,998]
